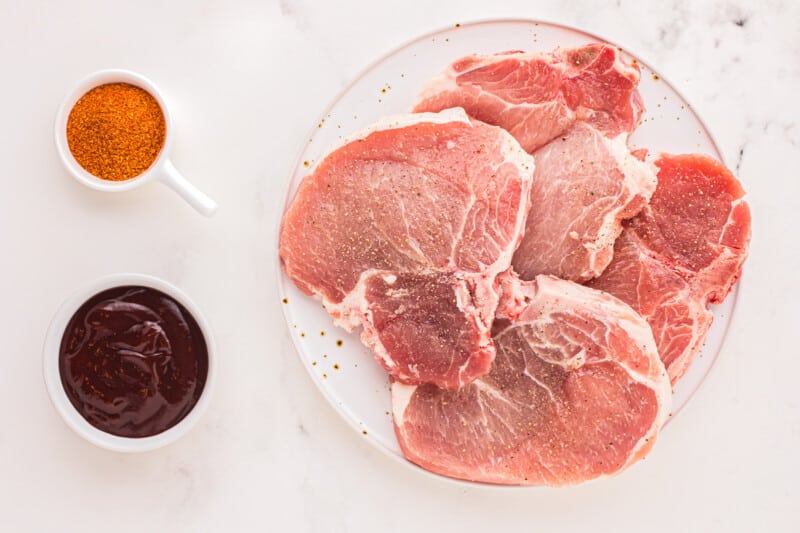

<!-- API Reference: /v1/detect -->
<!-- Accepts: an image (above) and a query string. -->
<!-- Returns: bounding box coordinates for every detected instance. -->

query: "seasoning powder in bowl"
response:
[66,83,166,181]
[58,285,208,438]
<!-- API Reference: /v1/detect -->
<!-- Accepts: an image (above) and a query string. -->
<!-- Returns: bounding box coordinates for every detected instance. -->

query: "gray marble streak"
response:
[280,0,311,31]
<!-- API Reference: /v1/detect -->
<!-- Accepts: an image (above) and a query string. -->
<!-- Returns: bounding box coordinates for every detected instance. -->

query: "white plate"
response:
[277,19,739,481]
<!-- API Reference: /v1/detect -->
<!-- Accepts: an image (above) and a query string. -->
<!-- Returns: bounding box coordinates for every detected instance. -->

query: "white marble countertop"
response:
[1,0,798,531]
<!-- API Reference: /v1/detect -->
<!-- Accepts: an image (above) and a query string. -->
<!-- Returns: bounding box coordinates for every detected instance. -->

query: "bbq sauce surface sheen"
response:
[59,286,208,438]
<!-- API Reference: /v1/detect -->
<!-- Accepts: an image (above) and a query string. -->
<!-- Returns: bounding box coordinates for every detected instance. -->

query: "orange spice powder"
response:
[66,83,166,181]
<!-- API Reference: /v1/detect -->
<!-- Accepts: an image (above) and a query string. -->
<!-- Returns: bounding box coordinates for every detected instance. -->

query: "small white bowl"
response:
[42,273,216,452]
[54,69,218,216]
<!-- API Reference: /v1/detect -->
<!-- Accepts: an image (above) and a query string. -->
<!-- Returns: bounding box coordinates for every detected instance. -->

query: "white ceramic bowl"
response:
[42,273,216,452]
[54,69,218,216]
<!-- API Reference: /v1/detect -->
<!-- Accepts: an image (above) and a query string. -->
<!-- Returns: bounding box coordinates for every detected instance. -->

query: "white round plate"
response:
[278,19,739,478]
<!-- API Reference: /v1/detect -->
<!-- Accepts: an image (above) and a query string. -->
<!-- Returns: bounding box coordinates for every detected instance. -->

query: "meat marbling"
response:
[392,274,671,486]
[588,153,751,383]
[511,122,657,282]
[414,43,643,152]
[279,108,535,389]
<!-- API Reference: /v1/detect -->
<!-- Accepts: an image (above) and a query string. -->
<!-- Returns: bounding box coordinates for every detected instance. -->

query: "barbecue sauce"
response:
[59,286,208,438]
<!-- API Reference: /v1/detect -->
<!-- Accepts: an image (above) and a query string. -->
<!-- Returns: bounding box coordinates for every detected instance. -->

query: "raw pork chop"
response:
[588,153,751,383]
[279,109,535,389]
[512,122,657,282]
[392,274,671,486]
[414,43,643,152]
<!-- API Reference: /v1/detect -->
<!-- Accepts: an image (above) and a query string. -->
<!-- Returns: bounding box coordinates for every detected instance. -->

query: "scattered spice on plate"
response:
[67,83,165,181]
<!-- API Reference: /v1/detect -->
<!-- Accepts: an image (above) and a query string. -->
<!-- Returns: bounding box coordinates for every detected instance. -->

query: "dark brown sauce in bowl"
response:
[58,286,208,438]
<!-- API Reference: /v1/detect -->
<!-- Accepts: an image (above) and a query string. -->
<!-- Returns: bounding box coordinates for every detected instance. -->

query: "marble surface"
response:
[0,0,797,531]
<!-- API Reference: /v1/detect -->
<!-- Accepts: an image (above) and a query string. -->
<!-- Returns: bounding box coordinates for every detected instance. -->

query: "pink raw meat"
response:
[560,44,644,137]
[588,153,751,383]
[414,43,643,152]
[279,109,535,389]
[392,273,671,486]
[360,272,495,389]
[512,122,657,282]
